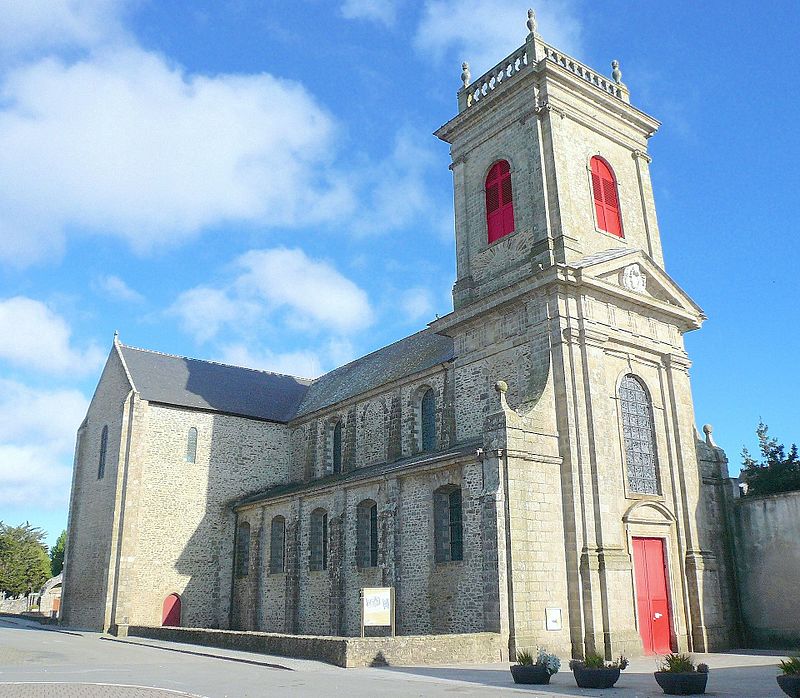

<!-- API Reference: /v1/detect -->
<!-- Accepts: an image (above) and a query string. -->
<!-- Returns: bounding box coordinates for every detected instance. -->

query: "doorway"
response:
[632,537,672,654]
[162,593,181,627]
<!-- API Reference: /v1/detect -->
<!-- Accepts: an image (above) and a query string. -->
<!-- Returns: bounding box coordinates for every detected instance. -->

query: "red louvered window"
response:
[485,160,515,243]
[590,156,623,237]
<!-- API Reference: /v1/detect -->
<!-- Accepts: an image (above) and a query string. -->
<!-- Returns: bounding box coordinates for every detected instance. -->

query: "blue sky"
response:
[0,1,797,549]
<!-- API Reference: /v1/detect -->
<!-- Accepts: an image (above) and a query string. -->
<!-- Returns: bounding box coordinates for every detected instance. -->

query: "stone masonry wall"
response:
[120,404,290,630]
[232,453,490,638]
[61,347,131,631]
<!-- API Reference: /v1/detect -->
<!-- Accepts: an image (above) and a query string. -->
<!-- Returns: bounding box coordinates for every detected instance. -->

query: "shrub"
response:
[585,652,605,669]
[697,663,709,674]
[780,656,800,675]
[659,653,700,673]
[515,650,535,665]
[515,648,561,675]
[569,652,628,671]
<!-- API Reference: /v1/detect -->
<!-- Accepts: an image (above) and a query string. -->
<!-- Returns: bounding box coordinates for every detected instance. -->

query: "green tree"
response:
[50,529,67,577]
[741,422,800,496]
[0,522,51,597]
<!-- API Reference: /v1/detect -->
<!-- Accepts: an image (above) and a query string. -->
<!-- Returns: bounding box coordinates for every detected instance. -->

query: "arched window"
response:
[235,521,250,577]
[356,500,378,568]
[433,485,463,562]
[332,420,342,475]
[420,388,436,452]
[186,427,198,463]
[590,156,622,237]
[619,375,659,494]
[269,516,286,574]
[485,160,515,243]
[98,425,108,479]
[309,508,328,571]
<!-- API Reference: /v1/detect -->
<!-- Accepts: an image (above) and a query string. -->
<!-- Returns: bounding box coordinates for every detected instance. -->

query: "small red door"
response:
[162,594,181,627]
[632,537,672,654]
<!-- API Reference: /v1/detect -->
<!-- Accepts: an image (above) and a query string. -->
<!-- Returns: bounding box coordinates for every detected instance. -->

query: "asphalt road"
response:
[0,616,789,697]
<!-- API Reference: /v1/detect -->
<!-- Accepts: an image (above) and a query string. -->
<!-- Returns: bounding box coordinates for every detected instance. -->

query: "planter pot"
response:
[510,664,551,684]
[572,667,621,689]
[654,671,708,695]
[778,675,800,698]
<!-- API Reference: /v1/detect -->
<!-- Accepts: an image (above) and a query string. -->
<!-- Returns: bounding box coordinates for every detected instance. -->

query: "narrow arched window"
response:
[590,156,623,237]
[485,160,515,243]
[332,421,342,474]
[235,521,250,577]
[434,485,463,562]
[421,388,436,452]
[98,425,108,479]
[186,427,198,463]
[269,516,286,574]
[619,375,660,494]
[310,508,328,571]
[356,500,378,568]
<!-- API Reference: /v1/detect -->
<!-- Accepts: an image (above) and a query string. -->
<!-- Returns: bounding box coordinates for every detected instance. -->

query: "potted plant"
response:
[777,656,800,698]
[654,653,709,695]
[510,648,561,684]
[569,652,629,689]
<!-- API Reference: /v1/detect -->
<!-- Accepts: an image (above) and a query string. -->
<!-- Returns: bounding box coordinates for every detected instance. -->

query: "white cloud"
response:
[170,287,260,344]
[0,0,129,58]
[235,248,374,334]
[95,274,144,303]
[415,0,583,76]
[341,0,398,25]
[400,287,435,323]
[0,46,354,265]
[0,379,87,509]
[171,247,373,346]
[0,296,104,375]
[349,128,448,237]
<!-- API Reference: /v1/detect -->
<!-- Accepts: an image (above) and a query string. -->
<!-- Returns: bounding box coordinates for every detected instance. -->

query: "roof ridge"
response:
[119,343,314,383]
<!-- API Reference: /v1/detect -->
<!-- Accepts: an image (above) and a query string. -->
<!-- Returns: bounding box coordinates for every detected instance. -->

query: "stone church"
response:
[61,11,739,659]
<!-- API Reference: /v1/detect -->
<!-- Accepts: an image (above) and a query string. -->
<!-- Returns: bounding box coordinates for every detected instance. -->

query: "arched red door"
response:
[162,593,181,627]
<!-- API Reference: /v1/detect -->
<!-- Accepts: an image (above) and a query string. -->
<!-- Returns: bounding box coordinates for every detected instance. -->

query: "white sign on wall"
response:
[545,607,562,631]
[361,587,395,635]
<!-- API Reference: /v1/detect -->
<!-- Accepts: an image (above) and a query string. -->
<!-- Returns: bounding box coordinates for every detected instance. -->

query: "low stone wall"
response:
[127,626,503,668]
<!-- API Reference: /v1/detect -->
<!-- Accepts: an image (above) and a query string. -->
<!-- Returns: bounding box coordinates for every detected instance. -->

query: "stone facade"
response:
[62,14,739,661]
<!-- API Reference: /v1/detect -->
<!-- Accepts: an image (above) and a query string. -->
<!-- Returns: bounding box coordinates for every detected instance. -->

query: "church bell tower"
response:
[435,9,663,311]
[430,10,737,659]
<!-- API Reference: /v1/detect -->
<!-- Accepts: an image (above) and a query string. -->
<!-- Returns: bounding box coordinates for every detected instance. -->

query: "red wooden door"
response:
[632,537,672,654]
[162,594,181,627]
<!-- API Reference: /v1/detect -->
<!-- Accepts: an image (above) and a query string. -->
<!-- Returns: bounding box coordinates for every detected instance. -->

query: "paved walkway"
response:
[0,616,791,697]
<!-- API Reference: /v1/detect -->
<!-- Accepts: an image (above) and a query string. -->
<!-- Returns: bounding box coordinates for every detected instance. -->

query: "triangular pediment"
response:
[569,249,705,327]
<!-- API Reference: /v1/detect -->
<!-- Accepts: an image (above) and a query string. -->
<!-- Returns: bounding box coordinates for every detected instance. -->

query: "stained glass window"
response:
[619,375,659,494]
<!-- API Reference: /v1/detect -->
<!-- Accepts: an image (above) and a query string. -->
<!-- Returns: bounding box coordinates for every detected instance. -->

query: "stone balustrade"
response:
[540,42,630,103]
[458,38,629,112]
[458,44,529,111]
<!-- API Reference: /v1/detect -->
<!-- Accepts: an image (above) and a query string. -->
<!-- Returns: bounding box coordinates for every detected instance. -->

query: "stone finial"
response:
[461,62,471,88]
[113,329,119,343]
[703,423,717,447]
[495,380,508,394]
[527,8,537,35]
[611,59,623,85]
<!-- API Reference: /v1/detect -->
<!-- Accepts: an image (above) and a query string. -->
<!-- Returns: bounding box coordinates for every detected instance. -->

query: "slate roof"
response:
[118,327,455,424]
[119,345,312,423]
[293,329,455,418]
